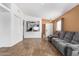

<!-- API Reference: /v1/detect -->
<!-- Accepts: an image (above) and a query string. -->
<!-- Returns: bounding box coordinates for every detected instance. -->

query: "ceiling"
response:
[16,3,78,19]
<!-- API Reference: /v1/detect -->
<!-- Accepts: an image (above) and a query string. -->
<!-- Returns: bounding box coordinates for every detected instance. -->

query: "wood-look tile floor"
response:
[0,38,63,56]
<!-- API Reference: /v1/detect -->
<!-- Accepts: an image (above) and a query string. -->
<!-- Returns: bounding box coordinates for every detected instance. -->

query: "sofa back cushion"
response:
[71,32,79,44]
[54,31,60,37]
[59,31,66,39]
[63,32,75,42]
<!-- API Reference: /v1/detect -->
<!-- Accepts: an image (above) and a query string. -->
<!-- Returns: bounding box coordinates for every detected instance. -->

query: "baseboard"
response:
[0,39,23,48]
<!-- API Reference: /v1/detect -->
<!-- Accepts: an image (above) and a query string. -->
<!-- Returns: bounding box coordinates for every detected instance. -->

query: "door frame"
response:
[23,20,25,40]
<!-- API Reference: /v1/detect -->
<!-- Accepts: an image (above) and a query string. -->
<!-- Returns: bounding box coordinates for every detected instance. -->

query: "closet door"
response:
[11,4,24,44]
[0,12,11,47]
[13,15,22,41]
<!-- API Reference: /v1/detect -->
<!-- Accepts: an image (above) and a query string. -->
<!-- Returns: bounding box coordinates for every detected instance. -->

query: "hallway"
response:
[0,38,62,56]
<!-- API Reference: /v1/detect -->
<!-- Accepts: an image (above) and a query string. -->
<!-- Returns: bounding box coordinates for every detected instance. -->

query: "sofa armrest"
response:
[72,50,79,56]
[67,43,79,50]
[65,44,79,56]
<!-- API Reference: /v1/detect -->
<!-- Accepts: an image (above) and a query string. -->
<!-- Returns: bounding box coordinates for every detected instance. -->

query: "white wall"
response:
[0,12,11,47]
[46,23,53,37]
[10,4,24,47]
[0,4,25,47]
[24,16,42,38]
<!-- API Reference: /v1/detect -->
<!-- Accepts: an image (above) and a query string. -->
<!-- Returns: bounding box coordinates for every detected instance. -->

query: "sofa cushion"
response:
[59,31,66,39]
[52,38,69,55]
[63,32,75,43]
[71,32,79,44]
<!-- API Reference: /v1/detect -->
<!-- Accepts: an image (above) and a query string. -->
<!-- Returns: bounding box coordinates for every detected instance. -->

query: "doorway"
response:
[23,20,25,40]
[42,19,53,40]
[46,23,53,37]
[42,19,46,40]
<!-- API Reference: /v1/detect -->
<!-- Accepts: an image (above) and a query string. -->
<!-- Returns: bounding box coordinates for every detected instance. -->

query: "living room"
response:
[0,1,79,58]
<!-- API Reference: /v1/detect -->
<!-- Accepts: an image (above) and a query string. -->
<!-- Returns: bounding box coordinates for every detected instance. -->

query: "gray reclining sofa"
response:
[50,32,79,56]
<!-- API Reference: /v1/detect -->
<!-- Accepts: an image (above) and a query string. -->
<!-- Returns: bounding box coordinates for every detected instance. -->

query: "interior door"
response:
[42,19,46,39]
[42,24,46,38]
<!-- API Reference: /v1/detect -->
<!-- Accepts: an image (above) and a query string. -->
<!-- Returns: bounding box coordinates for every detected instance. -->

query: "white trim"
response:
[0,3,11,12]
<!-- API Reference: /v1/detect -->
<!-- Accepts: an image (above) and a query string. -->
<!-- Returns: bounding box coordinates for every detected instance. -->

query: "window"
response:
[56,20,61,31]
